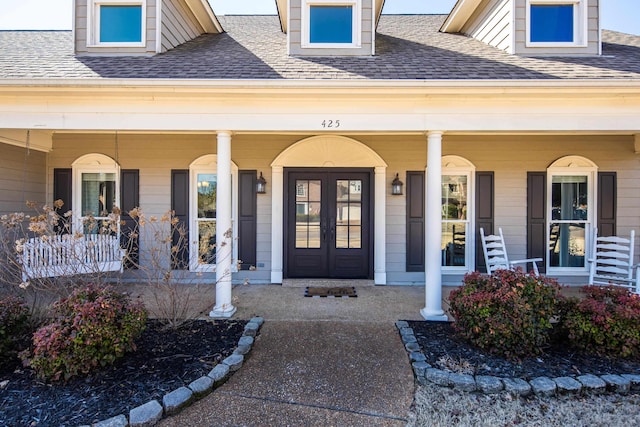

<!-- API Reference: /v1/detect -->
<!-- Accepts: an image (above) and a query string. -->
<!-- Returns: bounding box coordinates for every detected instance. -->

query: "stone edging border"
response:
[396,321,640,397]
[81,317,265,427]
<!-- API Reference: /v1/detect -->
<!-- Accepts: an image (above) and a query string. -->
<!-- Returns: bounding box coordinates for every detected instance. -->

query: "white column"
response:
[270,166,284,284]
[374,166,387,284]
[210,131,236,318]
[421,131,448,321]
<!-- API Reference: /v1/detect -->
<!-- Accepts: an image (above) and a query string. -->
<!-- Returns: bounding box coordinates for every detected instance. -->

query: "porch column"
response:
[421,131,448,321]
[210,131,237,318]
[270,166,284,283]
[374,166,387,284]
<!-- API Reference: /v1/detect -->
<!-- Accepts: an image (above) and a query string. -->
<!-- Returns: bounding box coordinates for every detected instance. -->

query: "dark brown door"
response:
[285,169,372,279]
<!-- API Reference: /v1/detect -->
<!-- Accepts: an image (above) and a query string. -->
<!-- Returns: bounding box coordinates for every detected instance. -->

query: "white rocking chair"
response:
[480,227,543,275]
[588,228,640,295]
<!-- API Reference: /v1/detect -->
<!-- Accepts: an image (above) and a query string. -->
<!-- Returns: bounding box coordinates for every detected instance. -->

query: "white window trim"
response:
[301,0,362,49]
[188,155,239,273]
[525,0,588,48]
[546,156,597,275]
[441,156,475,274]
[87,0,147,48]
[71,153,121,233]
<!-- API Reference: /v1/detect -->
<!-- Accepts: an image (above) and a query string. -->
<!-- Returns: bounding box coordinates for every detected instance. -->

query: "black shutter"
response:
[475,172,494,272]
[238,170,257,270]
[597,172,617,237]
[53,168,72,234]
[171,170,189,270]
[120,170,139,269]
[527,172,547,273]
[406,171,425,272]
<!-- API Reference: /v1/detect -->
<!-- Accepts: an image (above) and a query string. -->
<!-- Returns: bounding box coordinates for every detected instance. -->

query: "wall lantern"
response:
[256,171,267,194]
[391,173,403,195]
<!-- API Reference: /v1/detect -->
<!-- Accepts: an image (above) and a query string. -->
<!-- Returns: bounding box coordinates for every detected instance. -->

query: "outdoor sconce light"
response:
[391,173,404,195]
[256,172,267,194]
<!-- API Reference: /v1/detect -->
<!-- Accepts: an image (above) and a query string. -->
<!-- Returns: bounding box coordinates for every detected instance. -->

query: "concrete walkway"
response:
[158,285,429,426]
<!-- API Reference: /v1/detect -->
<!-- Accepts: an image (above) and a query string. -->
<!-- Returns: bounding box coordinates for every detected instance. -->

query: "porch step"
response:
[282,279,375,288]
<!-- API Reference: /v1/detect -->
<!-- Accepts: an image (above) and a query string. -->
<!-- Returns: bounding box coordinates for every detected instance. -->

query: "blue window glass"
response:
[100,5,142,43]
[309,5,353,44]
[530,4,574,42]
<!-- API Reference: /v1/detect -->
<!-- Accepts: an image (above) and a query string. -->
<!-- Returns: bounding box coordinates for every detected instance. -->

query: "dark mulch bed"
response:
[0,319,246,427]
[409,321,640,380]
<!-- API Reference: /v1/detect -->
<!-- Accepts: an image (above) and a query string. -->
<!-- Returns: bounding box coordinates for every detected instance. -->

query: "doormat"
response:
[304,287,357,298]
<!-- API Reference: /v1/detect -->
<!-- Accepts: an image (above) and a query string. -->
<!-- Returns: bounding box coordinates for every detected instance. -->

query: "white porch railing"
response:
[21,234,125,281]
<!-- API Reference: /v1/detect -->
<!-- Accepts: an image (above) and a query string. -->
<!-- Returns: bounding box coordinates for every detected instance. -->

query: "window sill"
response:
[87,42,146,48]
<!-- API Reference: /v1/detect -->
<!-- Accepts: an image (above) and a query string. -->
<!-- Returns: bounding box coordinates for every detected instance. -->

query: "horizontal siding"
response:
[464,0,513,54]
[161,0,204,53]
[0,144,46,215]
[45,133,639,285]
[514,0,600,56]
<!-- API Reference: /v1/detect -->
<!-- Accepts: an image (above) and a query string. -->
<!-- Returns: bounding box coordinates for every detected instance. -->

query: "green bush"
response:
[23,285,147,382]
[449,270,563,359]
[560,285,640,359]
[0,296,31,364]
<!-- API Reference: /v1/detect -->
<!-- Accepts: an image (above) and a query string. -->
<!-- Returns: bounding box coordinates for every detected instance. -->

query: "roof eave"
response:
[275,0,287,33]
[440,0,484,33]
[185,0,224,34]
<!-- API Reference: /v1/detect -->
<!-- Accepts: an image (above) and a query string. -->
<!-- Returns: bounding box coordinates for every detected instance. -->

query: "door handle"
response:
[322,224,327,241]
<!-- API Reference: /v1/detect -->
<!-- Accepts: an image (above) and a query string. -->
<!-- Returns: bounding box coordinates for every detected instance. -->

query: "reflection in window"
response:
[196,173,217,265]
[441,175,468,267]
[530,4,574,43]
[309,5,353,43]
[100,5,143,43]
[336,180,362,249]
[296,180,322,249]
[549,175,587,267]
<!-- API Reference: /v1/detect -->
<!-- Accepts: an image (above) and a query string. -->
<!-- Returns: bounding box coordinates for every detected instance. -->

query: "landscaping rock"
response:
[621,374,640,391]
[502,378,532,396]
[553,377,582,394]
[208,363,230,385]
[129,400,163,427]
[601,374,631,394]
[402,334,418,345]
[412,361,432,377]
[476,376,503,394]
[249,316,264,326]
[409,351,426,362]
[399,327,414,337]
[163,386,193,415]
[395,320,409,329]
[577,374,607,393]
[238,336,254,347]
[530,377,557,397]
[222,354,244,371]
[188,376,214,398]
[426,368,451,387]
[234,344,252,355]
[243,322,260,337]
[94,414,128,427]
[404,342,421,352]
[450,373,476,392]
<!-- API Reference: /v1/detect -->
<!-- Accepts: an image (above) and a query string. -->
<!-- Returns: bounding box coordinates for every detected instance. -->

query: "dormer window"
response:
[302,0,361,48]
[526,0,586,47]
[89,0,146,46]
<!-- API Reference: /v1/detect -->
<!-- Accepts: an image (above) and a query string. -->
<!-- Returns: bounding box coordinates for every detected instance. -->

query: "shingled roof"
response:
[1,15,639,81]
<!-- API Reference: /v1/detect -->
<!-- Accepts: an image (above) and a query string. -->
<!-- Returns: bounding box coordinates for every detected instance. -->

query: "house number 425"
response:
[321,120,340,128]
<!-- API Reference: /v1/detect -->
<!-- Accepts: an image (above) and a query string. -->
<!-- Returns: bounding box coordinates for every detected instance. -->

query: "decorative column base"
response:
[209,305,237,319]
[420,307,448,322]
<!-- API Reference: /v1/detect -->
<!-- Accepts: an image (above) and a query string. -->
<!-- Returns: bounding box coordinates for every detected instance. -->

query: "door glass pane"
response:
[442,175,467,220]
[442,223,466,267]
[82,172,116,217]
[335,180,362,249]
[197,174,217,219]
[198,221,216,265]
[551,176,587,220]
[296,180,321,249]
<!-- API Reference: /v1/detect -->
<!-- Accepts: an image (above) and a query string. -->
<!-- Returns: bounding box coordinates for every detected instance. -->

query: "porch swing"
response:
[20,131,126,281]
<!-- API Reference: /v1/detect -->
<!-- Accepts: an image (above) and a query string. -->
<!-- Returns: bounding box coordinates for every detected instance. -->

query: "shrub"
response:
[23,285,147,382]
[0,296,31,364]
[560,285,640,359]
[449,270,563,359]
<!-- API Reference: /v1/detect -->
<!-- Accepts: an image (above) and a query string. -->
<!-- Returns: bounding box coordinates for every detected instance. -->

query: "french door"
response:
[285,169,372,279]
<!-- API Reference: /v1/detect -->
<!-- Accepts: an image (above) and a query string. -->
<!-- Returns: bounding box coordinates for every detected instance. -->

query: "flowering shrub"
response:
[23,285,147,382]
[0,296,31,364]
[449,270,563,359]
[560,285,640,359]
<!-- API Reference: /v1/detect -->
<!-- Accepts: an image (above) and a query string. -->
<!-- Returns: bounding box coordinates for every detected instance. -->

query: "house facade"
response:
[0,0,639,319]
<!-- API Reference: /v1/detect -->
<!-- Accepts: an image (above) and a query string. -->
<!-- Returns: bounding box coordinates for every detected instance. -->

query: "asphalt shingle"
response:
[0,15,639,81]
